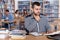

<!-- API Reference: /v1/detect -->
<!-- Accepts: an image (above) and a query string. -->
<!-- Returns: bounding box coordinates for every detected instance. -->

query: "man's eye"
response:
[36,9,38,10]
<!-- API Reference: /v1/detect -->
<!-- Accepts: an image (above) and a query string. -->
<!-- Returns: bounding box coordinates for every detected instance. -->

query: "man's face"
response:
[5,11,9,15]
[32,5,41,16]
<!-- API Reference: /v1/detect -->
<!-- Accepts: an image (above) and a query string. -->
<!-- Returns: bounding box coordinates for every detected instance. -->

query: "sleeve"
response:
[45,18,51,32]
[24,18,35,32]
[9,14,14,22]
[2,15,5,19]
[24,18,30,31]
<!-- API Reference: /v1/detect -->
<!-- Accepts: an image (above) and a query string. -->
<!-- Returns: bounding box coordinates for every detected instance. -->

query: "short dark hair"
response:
[5,9,9,12]
[32,2,40,8]
[15,10,19,13]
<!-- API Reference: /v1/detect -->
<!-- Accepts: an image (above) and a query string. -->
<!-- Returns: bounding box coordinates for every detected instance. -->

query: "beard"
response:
[34,12,40,16]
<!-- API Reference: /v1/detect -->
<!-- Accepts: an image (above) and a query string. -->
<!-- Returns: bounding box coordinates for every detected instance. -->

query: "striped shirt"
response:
[25,15,51,33]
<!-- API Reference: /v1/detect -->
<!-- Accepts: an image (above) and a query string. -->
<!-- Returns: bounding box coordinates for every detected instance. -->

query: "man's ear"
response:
[30,5,32,11]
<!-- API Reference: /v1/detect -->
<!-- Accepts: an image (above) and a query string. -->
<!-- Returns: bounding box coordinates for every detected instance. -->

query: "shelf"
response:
[0,0,59,22]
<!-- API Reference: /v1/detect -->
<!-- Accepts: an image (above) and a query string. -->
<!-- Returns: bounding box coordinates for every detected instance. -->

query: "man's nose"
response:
[38,10,40,12]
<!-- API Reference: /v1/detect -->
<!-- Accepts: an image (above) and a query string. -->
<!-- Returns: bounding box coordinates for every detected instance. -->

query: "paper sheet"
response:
[0,34,7,38]
[30,32,42,36]
[44,31,60,35]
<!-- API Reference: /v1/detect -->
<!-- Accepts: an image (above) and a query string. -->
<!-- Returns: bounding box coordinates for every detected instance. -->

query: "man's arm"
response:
[24,18,36,32]
[45,18,52,33]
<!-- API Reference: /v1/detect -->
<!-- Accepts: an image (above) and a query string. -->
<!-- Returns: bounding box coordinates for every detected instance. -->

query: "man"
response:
[25,2,51,34]
[2,9,14,29]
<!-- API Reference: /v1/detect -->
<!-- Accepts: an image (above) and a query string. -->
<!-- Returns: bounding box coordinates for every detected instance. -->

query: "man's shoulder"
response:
[40,15,48,21]
[9,13,14,15]
[25,14,47,19]
[25,16,32,20]
[25,15,32,22]
[25,14,32,19]
[40,15,47,18]
[9,13,14,17]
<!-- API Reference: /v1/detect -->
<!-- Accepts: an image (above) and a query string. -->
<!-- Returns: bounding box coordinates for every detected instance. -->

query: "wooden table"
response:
[9,35,52,40]
[2,20,15,30]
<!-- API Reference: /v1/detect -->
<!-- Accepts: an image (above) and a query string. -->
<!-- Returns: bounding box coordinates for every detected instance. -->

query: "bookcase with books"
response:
[0,0,15,14]
[43,0,59,22]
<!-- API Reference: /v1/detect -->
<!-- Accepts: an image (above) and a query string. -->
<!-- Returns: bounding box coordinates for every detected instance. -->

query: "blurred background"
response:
[0,0,60,31]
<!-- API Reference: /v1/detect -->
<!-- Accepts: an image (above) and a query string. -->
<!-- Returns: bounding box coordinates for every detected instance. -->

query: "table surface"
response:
[8,35,52,40]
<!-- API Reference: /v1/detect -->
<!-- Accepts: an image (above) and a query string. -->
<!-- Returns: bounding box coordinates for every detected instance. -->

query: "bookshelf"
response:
[0,0,15,14]
[0,0,4,14]
[18,1,30,13]
[0,0,59,22]
[43,0,59,22]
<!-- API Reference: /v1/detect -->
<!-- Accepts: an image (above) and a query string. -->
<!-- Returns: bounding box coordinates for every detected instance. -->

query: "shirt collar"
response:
[31,14,42,19]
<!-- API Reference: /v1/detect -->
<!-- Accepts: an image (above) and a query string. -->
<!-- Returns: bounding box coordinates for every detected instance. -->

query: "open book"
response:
[0,34,8,39]
[30,31,60,36]
[30,32,42,36]
[0,30,9,34]
[44,31,60,36]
